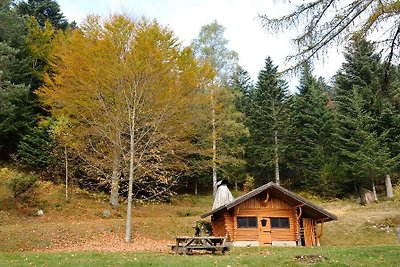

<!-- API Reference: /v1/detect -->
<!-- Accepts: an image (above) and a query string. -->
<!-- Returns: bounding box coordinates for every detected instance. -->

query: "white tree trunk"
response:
[211,87,217,197]
[125,109,136,243]
[194,180,198,195]
[274,130,280,185]
[65,145,68,202]
[372,180,378,201]
[385,174,394,198]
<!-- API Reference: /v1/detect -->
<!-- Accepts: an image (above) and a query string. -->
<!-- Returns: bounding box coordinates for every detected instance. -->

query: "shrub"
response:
[194,220,213,236]
[9,173,37,197]
[243,175,255,192]
[0,167,13,182]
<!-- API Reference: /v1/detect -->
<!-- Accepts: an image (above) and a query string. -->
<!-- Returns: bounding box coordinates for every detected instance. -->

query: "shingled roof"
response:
[201,182,337,221]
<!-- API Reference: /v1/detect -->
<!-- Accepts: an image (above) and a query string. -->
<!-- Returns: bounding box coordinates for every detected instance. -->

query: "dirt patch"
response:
[294,254,327,264]
[35,231,169,253]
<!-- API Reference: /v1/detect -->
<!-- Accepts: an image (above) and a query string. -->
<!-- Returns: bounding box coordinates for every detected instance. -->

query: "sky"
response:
[57,0,344,91]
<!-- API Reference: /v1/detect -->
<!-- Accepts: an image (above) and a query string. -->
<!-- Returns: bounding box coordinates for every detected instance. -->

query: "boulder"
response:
[102,209,112,218]
[360,189,376,205]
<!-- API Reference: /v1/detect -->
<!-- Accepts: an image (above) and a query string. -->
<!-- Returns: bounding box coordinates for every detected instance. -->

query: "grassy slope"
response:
[322,200,400,246]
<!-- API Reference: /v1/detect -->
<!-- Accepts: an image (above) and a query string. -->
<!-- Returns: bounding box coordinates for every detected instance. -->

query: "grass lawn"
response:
[1,245,400,267]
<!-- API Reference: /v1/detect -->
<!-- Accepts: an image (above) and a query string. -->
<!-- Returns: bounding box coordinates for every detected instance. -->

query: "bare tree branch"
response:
[260,0,400,73]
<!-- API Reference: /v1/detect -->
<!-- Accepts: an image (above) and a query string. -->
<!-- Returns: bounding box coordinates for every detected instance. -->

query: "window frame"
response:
[237,216,258,228]
[270,217,290,229]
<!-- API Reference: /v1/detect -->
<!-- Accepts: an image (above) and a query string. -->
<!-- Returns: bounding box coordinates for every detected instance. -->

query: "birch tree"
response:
[116,18,213,242]
[192,20,247,194]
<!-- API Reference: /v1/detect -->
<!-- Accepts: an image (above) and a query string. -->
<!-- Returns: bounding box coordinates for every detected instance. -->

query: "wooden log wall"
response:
[211,211,236,241]
[211,212,226,237]
[224,212,234,241]
[229,194,298,242]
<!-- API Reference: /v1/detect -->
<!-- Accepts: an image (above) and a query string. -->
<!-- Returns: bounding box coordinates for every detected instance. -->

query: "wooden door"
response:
[258,217,272,245]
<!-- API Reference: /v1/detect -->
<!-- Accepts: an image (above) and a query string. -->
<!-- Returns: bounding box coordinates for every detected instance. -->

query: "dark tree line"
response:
[235,38,400,197]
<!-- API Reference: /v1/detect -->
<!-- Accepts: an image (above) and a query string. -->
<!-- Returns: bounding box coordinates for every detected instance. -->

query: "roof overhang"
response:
[201,182,337,221]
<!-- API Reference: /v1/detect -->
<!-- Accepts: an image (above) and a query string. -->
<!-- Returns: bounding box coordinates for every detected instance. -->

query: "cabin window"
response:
[237,217,257,228]
[271,217,290,228]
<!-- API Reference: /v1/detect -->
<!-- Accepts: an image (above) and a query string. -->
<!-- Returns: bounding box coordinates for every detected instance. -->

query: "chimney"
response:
[212,179,234,209]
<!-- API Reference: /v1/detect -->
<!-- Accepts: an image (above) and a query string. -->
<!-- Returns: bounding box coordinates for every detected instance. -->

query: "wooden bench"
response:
[172,236,230,255]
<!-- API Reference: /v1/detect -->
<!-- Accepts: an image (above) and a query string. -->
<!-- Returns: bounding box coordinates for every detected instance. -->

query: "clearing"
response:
[1,167,400,266]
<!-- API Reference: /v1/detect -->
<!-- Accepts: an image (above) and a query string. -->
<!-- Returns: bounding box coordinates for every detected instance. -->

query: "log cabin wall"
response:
[224,211,234,241]
[211,211,226,237]
[231,193,298,244]
[211,210,235,241]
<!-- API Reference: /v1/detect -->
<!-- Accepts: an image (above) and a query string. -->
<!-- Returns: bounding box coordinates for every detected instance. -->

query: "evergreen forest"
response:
[1,0,400,207]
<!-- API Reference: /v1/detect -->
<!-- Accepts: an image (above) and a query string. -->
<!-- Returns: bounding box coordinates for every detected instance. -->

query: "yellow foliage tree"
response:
[38,15,214,242]
[26,16,55,87]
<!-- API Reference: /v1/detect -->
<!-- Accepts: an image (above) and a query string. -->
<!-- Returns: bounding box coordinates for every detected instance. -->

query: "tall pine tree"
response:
[333,39,400,195]
[287,64,336,196]
[0,2,34,157]
[246,57,289,185]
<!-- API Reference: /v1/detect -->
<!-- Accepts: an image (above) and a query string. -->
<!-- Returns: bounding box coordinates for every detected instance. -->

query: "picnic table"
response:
[172,236,230,255]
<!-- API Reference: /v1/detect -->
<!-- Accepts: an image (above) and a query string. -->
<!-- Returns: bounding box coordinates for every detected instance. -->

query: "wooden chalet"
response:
[201,182,337,247]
